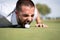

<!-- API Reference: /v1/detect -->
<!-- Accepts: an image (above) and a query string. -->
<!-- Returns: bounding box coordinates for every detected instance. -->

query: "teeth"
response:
[25,23,30,28]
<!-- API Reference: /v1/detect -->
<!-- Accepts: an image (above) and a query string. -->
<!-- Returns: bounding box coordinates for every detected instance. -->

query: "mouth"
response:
[23,20,33,25]
[24,22,30,25]
[24,20,32,25]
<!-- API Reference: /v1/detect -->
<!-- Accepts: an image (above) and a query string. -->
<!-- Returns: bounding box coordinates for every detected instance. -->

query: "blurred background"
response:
[34,0,60,20]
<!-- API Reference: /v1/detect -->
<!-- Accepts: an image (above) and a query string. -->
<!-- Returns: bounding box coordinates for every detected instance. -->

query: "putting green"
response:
[0,20,60,40]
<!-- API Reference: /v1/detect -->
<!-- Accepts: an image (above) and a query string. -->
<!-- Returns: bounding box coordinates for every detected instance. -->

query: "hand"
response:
[35,23,48,28]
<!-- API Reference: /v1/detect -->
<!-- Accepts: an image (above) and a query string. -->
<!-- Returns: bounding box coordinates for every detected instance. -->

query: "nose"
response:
[27,17,32,22]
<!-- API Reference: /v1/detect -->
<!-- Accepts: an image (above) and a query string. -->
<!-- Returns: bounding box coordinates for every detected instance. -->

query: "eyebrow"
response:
[23,14,29,17]
[31,14,34,17]
[22,14,34,17]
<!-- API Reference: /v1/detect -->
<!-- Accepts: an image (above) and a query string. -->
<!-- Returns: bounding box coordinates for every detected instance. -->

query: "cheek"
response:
[32,17,33,20]
[31,17,34,21]
[22,17,27,21]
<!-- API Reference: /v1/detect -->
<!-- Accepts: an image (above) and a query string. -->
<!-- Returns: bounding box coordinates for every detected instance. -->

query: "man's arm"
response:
[36,10,42,24]
[35,9,48,28]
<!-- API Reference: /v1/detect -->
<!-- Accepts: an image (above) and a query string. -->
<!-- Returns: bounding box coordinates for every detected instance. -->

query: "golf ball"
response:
[25,24,30,28]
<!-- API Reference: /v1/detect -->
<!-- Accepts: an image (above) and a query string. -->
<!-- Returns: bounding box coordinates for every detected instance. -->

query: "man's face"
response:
[17,5,35,25]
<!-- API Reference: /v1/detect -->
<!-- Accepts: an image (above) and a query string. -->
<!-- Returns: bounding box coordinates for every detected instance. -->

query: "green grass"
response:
[0,20,60,40]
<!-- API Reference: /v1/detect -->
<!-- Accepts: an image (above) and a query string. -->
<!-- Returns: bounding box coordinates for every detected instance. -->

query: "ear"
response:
[15,10,18,14]
[15,10,19,17]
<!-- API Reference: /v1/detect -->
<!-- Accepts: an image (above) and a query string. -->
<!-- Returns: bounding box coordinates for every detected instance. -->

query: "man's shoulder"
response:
[0,15,12,27]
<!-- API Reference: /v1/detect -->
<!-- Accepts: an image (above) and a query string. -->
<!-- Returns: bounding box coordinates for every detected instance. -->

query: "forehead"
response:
[21,5,35,14]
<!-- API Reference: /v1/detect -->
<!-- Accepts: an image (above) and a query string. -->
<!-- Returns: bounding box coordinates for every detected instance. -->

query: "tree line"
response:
[36,3,51,16]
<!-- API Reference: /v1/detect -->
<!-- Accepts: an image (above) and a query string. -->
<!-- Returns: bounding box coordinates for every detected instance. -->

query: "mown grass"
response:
[0,20,60,40]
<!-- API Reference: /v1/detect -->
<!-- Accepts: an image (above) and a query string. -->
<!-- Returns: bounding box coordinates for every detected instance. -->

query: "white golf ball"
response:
[25,24,30,28]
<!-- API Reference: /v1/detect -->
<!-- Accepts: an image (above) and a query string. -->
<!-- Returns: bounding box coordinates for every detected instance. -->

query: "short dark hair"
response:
[16,0,35,11]
[18,0,31,1]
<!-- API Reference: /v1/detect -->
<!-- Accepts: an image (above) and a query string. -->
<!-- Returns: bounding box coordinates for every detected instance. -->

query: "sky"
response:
[0,0,60,17]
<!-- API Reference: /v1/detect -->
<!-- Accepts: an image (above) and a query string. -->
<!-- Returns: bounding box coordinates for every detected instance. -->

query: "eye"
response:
[31,14,34,17]
[23,14,29,17]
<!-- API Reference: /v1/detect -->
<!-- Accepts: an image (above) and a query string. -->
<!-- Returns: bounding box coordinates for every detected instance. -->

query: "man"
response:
[0,0,47,28]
